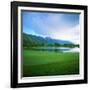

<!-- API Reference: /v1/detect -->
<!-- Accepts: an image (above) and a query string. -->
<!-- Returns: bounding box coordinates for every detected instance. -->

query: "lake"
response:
[30,47,80,53]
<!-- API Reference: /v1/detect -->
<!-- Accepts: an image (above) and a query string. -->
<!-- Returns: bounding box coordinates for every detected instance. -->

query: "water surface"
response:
[30,47,80,53]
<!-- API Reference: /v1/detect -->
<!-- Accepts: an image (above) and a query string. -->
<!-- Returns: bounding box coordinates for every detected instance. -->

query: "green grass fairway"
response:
[23,49,79,77]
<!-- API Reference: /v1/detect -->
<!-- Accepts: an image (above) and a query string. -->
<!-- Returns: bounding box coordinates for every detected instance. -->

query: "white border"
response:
[18,6,84,83]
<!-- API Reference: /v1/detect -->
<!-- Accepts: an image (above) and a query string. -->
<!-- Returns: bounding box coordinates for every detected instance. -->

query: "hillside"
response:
[23,33,74,47]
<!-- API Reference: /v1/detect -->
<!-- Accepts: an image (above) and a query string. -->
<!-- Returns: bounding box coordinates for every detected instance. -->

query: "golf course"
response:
[22,12,80,77]
[23,49,79,77]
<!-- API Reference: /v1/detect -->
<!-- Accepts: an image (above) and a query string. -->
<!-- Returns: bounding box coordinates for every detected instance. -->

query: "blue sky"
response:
[22,11,80,44]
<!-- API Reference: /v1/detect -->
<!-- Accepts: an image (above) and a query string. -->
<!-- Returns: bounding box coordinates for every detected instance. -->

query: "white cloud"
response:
[47,25,80,44]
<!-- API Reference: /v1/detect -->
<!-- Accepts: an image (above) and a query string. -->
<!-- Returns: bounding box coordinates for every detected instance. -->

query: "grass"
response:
[23,49,79,77]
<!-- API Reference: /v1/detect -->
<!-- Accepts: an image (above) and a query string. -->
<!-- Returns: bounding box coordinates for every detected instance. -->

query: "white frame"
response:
[18,6,84,84]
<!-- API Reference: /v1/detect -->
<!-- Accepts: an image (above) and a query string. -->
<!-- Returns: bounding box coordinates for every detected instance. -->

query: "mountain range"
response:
[23,33,73,47]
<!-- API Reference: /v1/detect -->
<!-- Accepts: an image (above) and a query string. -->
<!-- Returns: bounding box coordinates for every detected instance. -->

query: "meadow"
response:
[23,49,79,77]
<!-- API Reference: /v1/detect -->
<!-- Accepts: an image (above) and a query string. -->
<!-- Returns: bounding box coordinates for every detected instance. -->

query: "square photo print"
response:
[22,11,80,77]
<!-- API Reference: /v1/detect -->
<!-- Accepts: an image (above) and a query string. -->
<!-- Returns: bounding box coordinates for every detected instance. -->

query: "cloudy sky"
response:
[22,11,80,44]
